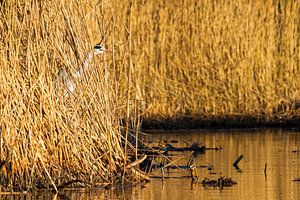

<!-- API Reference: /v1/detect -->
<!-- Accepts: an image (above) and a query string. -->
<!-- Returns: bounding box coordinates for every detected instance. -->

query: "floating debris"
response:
[202,177,237,189]
[233,155,243,172]
[233,155,243,167]
[137,143,221,156]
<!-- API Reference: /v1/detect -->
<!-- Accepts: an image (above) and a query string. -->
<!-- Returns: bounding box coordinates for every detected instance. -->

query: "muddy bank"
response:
[142,114,300,130]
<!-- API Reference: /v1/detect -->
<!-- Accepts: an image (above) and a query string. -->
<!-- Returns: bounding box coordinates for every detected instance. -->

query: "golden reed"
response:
[0,0,145,191]
[116,0,300,123]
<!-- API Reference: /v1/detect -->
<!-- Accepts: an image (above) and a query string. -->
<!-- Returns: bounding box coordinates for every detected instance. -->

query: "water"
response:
[2,129,300,200]
[143,129,300,200]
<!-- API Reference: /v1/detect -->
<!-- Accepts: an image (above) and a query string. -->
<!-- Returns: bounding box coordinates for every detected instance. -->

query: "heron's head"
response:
[93,44,111,55]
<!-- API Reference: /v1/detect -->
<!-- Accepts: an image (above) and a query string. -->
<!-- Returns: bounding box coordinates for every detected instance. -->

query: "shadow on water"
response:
[2,129,300,200]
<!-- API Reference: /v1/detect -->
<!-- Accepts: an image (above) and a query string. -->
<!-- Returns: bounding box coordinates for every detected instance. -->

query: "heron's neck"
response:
[76,50,94,78]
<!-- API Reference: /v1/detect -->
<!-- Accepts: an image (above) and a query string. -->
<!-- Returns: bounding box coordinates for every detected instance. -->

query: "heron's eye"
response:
[94,45,103,50]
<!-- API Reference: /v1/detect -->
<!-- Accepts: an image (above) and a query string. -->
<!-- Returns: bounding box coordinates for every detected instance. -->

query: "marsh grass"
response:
[0,0,146,191]
[118,0,300,125]
[0,0,300,192]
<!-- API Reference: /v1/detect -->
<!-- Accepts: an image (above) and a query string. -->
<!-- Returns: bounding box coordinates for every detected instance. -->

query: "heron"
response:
[56,43,111,96]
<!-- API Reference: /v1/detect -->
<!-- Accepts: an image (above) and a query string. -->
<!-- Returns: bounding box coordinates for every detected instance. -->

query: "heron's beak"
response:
[104,48,112,53]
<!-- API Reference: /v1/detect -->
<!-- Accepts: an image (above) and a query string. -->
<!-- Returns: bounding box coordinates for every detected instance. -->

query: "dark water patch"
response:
[142,115,300,130]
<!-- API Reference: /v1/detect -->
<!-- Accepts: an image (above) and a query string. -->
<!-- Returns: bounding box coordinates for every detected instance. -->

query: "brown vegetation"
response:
[0,0,144,192]
[119,0,300,127]
[0,0,299,192]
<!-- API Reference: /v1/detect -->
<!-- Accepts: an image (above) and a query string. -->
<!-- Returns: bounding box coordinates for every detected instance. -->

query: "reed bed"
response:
[0,0,145,191]
[0,0,300,192]
[114,0,300,125]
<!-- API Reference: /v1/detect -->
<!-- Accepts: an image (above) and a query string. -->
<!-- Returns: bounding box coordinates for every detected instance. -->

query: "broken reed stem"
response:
[131,168,150,181]
[37,153,58,193]
[190,165,198,181]
[233,155,244,167]
[122,0,133,185]
[126,155,147,169]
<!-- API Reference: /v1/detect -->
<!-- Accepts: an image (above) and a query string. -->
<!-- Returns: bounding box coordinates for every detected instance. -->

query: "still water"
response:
[2,129,300,200]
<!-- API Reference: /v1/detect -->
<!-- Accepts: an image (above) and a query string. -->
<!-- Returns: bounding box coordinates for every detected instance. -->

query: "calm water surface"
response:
[2,129,300,200]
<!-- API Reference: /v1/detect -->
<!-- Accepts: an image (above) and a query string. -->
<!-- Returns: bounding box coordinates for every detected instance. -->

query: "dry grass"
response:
[0,0,144,191]
[0,0,300,192]
[115,0,300,123]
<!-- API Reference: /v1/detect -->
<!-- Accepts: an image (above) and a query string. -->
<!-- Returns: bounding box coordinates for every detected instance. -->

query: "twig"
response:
[126,155,147,169]
[37,153,58,193]
[131,168,150,181]
[233,155,243,168]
